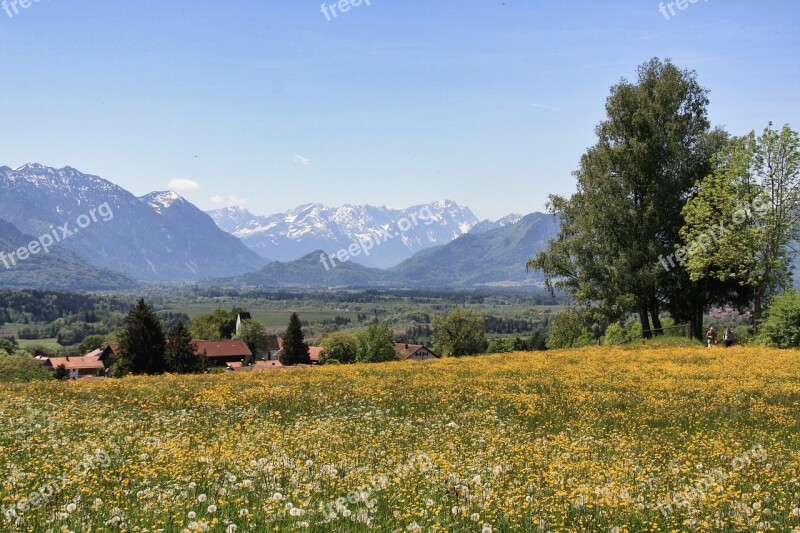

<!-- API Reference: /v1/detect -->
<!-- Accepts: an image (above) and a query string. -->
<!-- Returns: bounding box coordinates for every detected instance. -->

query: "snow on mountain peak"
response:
[140,191,186,213]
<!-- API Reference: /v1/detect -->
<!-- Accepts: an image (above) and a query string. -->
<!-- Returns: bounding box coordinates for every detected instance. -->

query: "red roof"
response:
[193,339,252,359]
[394,343,439,360]
[254,360,284,370]
[47,356,105,371]
[308,346,322,363]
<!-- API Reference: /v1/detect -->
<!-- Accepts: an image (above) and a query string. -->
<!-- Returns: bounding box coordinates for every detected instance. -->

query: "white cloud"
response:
[168,178,201,191]
[293,155,312,166]
[530,103,562,112]
[210,195,249,206]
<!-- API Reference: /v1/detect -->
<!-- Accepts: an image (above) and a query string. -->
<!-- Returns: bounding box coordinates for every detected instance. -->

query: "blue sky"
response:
[0,1,797,220]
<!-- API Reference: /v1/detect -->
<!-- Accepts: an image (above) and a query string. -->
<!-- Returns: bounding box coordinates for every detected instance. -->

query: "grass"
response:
[2,345,800,531]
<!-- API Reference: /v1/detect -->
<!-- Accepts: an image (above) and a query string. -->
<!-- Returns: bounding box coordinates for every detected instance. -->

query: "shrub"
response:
[320,332,357,364]
[546,310,595,349]
[756,291,800,348]
[0,355,52,383]
[602,323,627,345]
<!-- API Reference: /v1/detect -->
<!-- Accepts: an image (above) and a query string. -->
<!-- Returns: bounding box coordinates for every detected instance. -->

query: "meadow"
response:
[2,345,800,532]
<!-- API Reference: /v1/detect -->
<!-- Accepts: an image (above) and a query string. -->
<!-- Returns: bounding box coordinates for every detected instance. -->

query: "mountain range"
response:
[0,164,266,284]
[0,164,557,290]
[224,213,559,288]
[207,201,499,268]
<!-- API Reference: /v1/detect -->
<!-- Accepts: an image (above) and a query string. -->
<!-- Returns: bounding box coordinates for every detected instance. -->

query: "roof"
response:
[308,346,322,364]
[237,312,252,321]
[193,339,252,359]
[47,356,105,371]
[394,343,439,360]
[226,360,284,372]
[266,335,283,351]
[253,360,284,370]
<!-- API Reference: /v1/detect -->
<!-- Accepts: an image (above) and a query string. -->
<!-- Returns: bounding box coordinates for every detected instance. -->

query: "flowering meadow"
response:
[2,345,800,532]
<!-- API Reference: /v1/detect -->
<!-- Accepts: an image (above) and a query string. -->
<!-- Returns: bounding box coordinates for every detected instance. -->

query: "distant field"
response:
[16,338,63,351]
[2,345,798,531]
[0,323,23,336]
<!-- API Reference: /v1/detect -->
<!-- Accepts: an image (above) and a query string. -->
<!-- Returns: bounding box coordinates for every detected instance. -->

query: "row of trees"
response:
[113,302,535,375]
[113,300,206,376]
[529,58,800,340]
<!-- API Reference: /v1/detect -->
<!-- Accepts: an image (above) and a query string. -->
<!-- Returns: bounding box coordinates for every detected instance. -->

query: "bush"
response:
[320,331,357,364]
[602,322,627,345]
[0,355,52,383]
[546,310,595,349]
[733,325,755,345]
[756,291,800,348]
[486,338,516,354]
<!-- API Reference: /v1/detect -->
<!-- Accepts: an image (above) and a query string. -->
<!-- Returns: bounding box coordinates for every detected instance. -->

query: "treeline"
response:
[0,290,131,325]
[190,287,564,306]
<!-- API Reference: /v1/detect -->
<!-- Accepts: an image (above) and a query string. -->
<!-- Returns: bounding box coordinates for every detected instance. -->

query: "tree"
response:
[165,321,205,374]
[354,323,396,363]
[320,331,357,364]
[432,308,486,356]
[190,309,239,340]
[0,336,17,355]
[528,58,726,339]
[78,334,107,355]
[117,299,166,376]
[756,291,800,348]
[0,354,52,383]
[237,319,269,359]
[681,124,800,324]
[546,310,596,349]
[280,313,310,366]
[54,364,70,380]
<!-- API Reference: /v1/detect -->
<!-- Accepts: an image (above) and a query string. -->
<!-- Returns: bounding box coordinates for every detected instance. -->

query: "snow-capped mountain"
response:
[469,213,525,234]
[208,200,486,268]
[0,164,266,281]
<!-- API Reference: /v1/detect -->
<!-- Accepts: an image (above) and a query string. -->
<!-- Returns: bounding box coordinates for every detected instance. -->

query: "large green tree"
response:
[117,299,166,375]
[354,323,396,363]
[432,308,486,356]
[320,331,358,364]
[681,124,800,324]
[237,318,269,359]
[190,308,241,340]
[165,320,205,374]
[528,58,727,338]
[280,313,311,366]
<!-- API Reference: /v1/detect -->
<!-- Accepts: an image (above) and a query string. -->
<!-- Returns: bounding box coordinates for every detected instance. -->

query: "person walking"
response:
[723,327,734,348]
[706,325,717,348]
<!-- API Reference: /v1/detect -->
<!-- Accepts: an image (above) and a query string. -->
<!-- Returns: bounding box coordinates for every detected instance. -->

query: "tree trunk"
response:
[651,312,663,336]
[753,284,763,331]
[639,309,652,339]
[693,305,704,342]
[650,297,663,336]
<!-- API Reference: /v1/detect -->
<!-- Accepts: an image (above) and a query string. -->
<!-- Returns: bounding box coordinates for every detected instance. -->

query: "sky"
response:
[0,1,798,221]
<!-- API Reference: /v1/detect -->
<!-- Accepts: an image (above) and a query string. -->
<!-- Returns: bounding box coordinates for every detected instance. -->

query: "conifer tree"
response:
[165,320,204,374]
[117,299,166,375]
[280,313,310,365]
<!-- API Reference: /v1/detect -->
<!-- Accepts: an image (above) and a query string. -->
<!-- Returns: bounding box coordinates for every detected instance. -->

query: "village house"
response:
[43,351,106,379]
[394,343,439,361]
[193,339,252,366]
